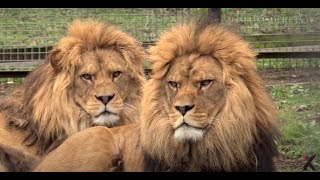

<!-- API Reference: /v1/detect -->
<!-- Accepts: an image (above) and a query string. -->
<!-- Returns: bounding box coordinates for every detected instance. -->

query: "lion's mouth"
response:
[176,122,189,129]
[96,110,117,117]
[175,122,204,131]
[174,123,206,142]
[92,110,120,127]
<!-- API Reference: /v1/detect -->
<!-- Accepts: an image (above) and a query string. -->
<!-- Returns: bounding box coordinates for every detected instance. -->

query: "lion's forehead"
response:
[167,55,223,81]
[77,49,127,74]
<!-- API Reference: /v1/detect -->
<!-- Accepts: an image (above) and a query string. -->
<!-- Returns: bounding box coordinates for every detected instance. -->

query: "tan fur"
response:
[34,21,280,172]
[34,125,144,172]
[0,19,145,171]
[140,21,280,171]
[34,126,122,172]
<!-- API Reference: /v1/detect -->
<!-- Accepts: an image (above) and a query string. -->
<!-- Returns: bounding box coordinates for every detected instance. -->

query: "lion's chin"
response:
[173,124,205,142]
[92,112,120,127]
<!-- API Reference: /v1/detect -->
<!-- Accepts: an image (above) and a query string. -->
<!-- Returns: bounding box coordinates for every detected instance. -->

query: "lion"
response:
[31,126,123,172]
[0,19,146,172]
[34,20,280,172]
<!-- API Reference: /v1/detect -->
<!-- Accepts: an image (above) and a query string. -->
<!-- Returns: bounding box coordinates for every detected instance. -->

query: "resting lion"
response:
[34,20,280,172]
[0,19,145,171]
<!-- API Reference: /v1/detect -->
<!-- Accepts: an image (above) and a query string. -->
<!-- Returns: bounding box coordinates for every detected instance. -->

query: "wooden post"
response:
[208,8,221,23]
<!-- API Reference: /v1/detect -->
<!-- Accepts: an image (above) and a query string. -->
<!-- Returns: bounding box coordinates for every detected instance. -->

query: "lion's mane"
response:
[0,19,145,155]
[140,20,280,171]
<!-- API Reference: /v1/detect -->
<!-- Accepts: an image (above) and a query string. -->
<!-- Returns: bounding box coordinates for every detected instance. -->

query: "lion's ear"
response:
[48,48,62,71]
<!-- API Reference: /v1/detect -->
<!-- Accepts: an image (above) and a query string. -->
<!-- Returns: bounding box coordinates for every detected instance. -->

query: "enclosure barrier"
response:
[1,8,319,84]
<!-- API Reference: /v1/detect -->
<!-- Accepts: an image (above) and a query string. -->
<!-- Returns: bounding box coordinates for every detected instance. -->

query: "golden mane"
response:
[140,21,280,171]
[30,20,281,172]
[0,19,145,155]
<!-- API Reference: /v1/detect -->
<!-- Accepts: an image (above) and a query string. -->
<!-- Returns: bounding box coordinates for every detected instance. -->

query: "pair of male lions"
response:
[0,20,146,171]
[34,20,280,172]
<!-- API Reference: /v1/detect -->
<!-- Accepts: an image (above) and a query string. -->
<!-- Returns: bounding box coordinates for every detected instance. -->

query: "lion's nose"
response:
[96,94,115,105]
[175,105,194,116]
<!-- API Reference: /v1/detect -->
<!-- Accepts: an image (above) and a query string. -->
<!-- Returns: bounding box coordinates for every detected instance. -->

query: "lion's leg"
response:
[254,132,278,172]
[0,144,41,172]
[33,126,122,172]
[0,115,40,172]
[0,163,7,172]
[236,131,278,172]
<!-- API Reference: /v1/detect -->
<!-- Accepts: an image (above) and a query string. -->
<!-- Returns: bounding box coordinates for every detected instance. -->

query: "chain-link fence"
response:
[0,8,319,84]
[223,9,320,48]
[221,8,320,71]
[0,8,203,69]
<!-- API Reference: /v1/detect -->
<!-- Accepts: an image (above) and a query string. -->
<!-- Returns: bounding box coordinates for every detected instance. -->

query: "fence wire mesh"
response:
[0,8,203,68]
[222,8,320,50]
[0,8,319,84]
[0,8,205,48]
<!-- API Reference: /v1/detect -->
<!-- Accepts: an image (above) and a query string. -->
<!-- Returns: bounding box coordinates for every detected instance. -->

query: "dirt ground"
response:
[0,84,18,100]
[259,68,320,85]
[274,154,306,172]
[0,68,320,172]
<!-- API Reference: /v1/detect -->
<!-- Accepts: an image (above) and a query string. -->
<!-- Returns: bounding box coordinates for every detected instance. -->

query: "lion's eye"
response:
[200,80,214,89]
[112,71,122,79]
[168,81,178,89]
[81,74,92,81]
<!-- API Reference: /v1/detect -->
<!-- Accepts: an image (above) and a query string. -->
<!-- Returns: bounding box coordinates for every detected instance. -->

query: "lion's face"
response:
[73,49,133,127]
[164,54,226,142]
[140,22,280,171]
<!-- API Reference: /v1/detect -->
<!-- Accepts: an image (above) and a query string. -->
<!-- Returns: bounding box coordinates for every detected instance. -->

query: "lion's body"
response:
[34,20,280,172]
[34,126,123,172]
[34,125,144,172]
[0,20,145,171]
[0,114,40,172]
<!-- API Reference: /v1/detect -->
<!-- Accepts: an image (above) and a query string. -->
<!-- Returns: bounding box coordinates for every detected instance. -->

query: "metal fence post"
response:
[208,8,221,23]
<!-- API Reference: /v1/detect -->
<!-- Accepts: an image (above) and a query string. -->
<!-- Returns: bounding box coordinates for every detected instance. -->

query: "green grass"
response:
[244,33,320,48]
[0,77,24,84]
[0,67,34,71]
[0,70,320,170]
[268,82,320,158]
[256,58,320,69]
